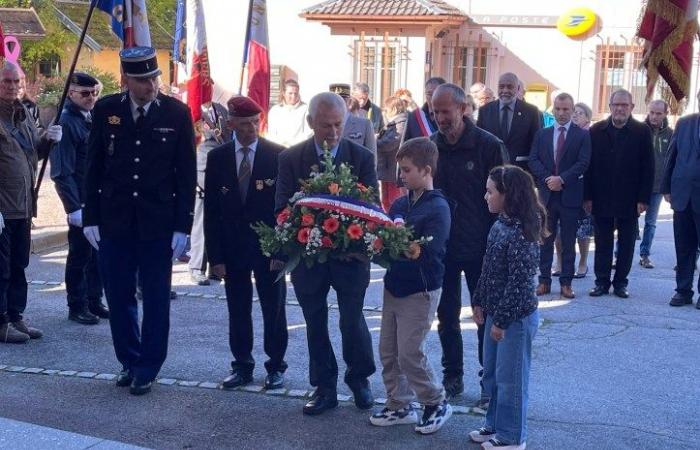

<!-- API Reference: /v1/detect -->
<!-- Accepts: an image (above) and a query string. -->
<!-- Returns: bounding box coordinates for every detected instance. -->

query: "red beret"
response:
[227,96,263,118]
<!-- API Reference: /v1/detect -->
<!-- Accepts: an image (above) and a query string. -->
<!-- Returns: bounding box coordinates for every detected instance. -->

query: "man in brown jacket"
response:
[0,61,63,343]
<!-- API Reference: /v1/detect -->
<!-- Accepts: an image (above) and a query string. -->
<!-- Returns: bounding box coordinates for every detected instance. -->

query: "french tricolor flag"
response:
[244,0,270,131]
[186,0,213,124]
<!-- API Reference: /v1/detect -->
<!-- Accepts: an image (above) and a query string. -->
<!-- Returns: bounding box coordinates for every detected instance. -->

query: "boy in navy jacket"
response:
[370,137,452,434]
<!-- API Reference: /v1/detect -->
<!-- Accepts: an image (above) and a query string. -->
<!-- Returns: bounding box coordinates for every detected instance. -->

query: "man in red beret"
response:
[204,95,288,391]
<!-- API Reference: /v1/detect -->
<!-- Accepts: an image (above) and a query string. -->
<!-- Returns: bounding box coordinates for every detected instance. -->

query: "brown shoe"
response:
[0,322,30,343]
[536,283,551,296]
[560,286,576,299]
[11,320,43,339]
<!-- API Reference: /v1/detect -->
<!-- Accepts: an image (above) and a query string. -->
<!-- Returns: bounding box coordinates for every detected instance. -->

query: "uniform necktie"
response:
[238,147,252,202]
[136,106,145,128]
[500,105,510,138]
[554,126,566,175]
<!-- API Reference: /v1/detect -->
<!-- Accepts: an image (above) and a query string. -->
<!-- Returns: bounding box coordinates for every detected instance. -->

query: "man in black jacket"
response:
[477,72,541,171]
[584,89,654,298]
[50,72,109,325]
[83,48,196,395]
[204,96,288,391]
[275,92,378,416]
[529,92,591,299]
[431,83,506,400]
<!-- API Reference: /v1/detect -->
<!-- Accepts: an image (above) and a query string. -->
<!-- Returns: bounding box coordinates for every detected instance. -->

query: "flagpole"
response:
[35,0,99,199]
[238,0,254,95]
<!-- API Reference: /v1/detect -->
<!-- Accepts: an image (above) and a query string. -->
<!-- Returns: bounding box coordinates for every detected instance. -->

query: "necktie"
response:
[500,105,510,139]
[238,147,252,202]
[554,126,566,175]
[136,106,146,128]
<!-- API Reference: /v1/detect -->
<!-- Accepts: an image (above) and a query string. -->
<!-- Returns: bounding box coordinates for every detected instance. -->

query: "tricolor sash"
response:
[414,108,435,136]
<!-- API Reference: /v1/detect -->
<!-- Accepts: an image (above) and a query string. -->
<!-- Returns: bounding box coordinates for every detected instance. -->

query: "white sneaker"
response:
[469,427,496,443]
[414,400,452,434]
[369,406,418,426]
[481,437,526,449]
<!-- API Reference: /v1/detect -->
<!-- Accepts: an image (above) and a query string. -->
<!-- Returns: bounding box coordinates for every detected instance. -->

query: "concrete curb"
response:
[0,364,482,416]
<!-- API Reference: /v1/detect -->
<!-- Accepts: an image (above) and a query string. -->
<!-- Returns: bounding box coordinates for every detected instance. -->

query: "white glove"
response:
[83,226,101,250]
[67,209,83,227]
[46,125,63,142]
[171,232,188,261]
[0,212,4,235]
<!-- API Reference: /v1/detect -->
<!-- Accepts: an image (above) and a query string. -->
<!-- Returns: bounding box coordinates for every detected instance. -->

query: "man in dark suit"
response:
[662,91,700,309]
[584,89,654,298]
[529,92,591,299]
[275,92,378,415]
[83,47,196,395]
[477,72,541,171]
[204,96,288,390]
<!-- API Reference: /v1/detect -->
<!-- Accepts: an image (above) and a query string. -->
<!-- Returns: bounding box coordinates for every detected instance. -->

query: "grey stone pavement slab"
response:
[1,210,699,449]
[0,417,148,449]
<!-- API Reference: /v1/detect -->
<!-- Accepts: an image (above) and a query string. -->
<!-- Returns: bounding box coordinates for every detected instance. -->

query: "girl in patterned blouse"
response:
[469,165,548,450]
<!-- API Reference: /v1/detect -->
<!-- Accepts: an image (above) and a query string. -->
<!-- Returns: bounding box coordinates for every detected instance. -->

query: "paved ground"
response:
[1,205,700,449]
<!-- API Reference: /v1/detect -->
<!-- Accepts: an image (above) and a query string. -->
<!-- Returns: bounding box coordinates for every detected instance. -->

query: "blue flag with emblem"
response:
[93,0,125,42]
[173,0,186,64]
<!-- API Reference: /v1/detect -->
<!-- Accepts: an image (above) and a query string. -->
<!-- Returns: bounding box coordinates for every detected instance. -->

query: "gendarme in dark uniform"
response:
[49,72,108,325]
[83,47,196,395]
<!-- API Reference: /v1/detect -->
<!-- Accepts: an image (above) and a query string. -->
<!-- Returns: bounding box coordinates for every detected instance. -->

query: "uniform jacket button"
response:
[135,140,141,146]
[134,157,140,163]
[133,192,138,197]
[133,175,139,180]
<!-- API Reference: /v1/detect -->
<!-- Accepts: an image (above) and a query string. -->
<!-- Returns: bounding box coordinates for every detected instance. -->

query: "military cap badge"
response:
[108,116,121,125]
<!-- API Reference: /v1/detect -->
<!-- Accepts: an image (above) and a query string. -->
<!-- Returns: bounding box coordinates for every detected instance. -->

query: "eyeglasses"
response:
[71,90,99,98]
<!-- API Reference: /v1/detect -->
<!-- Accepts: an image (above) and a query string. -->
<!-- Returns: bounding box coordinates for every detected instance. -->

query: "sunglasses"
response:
[71,90,99,98]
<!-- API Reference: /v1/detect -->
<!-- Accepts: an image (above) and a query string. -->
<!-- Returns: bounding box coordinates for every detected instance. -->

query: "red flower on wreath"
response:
[372,238,384,251]
[276,207,291,225]
[297,227,311,244]
[301,213,315,227]
[347,223,364,240]
[322,217,340,234]
[321,236,333,248]
[366,221,378,232]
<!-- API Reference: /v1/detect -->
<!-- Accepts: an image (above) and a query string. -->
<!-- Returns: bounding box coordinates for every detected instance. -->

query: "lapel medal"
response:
[264,178,275,187]
[108,115,121,125]
[221,186,229,195]
[256,180,264,191]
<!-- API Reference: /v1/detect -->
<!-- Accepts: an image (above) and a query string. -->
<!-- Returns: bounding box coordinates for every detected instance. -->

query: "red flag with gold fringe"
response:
[637,0,699,102]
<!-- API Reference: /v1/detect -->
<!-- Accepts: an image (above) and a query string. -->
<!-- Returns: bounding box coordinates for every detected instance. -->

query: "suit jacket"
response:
[343,114,377,157]
[477,99,541,169]
[661,113,700,212]
[529,123,591,208]
[584,117,654,218]
[83,92,196,239]
[275,137,378,213]
[204,138,283,270]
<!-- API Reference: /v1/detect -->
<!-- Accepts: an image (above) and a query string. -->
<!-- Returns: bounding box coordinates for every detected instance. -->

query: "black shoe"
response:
[264,371,285,390]
[208,273,223,282]
[129,379,153,395]
[116,370,133,387]
[190,271,210,286]
[669,293,693,307]
[613,287,629,298]
[222,370,253,389]
[588,285,609,297]
[303,390,338,415]
[349,383,374,410]
[443,376,464,398]
[88,300,110,319]
[68,308,100,325]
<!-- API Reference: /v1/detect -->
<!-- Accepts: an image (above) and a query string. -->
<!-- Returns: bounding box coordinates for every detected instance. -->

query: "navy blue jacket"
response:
[203,138,283,270]
[50,100,90,213]
[662,113,700,212]
[384,189,451,298]
[529,123,591,208]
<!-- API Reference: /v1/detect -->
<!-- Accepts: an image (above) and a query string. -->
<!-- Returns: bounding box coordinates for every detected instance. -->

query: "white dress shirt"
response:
[130,98,153,122]
[234,135,258,173]
[552,120,572,158]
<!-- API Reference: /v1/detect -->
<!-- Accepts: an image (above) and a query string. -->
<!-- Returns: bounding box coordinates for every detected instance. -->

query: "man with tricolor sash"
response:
[402,77,446,143]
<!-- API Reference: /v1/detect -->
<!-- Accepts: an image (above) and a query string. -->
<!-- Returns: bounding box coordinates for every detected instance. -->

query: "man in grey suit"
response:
[662,90,700,309]
[189,103,229,285]
[330,84,377,157]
